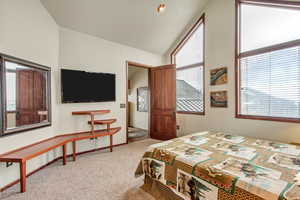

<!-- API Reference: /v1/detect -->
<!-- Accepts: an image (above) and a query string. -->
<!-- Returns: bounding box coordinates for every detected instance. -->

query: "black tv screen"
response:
[61,69,116,103]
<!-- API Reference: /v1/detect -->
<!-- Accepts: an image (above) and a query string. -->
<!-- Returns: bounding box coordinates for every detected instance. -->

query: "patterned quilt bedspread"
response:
[135,132,300,200]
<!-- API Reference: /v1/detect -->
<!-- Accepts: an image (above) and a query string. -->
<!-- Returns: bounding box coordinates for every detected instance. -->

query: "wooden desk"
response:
[72,109,111,136]
[72,110,110,115]
[0,127,121,193]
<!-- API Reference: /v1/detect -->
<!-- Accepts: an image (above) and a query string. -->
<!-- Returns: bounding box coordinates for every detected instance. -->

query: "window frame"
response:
[235,0,300,123]
[171,14,205,115]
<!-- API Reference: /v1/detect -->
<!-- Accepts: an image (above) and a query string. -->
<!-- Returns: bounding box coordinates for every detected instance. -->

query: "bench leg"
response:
[90,114,95,136]
[72,141,76,161]
[110,135,113,152]
[20,161,26,193]
[62,144,67,165]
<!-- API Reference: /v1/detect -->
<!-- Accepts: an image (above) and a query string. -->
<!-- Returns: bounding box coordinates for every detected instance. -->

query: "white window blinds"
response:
[240,46,300,119]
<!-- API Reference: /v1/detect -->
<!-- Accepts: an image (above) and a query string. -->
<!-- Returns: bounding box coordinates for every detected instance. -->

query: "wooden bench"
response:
[0,127,121,193]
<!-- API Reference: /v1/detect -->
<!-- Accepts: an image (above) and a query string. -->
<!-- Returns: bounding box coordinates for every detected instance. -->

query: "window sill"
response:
[236,114,300,123]
[291,143,300,147]
[7,110,17,113]
[177,111,205,116]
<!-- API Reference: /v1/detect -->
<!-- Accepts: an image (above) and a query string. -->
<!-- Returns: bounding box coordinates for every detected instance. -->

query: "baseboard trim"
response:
[0,142,127,192]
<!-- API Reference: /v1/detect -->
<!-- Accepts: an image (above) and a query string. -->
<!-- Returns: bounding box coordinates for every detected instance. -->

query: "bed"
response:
[135,132,300,200]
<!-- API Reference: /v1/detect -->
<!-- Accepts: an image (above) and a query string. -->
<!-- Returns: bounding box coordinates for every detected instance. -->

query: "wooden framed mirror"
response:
[0,54,51,136]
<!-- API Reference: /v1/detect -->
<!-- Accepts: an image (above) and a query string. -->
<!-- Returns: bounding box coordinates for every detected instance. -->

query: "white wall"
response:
[128,66,149,130]
[0,1,163,189]
[57,28,162,152]
[172,0,300,143]
[0,0,60,189]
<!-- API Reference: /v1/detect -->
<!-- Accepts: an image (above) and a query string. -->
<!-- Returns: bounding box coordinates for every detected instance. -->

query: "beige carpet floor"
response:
[0,139,159,200]
[128,128,148,139]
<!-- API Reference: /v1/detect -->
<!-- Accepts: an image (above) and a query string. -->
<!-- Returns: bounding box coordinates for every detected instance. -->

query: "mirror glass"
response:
[3,59,51,134]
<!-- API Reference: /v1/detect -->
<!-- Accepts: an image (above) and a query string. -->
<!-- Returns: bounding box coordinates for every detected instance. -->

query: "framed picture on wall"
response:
[137,87,148,112]
[211,91,228,108]
[210,67,228,85]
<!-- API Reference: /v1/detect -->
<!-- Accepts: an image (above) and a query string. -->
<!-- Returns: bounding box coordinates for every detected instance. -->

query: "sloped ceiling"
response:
[40,0,208,55]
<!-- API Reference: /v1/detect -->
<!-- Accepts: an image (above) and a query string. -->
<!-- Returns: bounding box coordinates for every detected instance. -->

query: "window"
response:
[236,0,300,122]
[171,14,205,114]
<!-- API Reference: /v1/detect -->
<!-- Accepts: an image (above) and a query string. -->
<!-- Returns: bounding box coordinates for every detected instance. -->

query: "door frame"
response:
[125,61,152,143]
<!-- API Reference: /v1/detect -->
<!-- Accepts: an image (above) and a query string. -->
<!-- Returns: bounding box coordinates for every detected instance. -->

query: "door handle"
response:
[16,111,20,120]
[172,111,176,120]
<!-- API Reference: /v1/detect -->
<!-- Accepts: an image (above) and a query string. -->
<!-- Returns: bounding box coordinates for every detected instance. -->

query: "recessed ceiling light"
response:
[157,4,166,13]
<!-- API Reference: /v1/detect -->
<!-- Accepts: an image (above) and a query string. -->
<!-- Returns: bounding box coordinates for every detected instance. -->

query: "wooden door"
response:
[150,65,176,140]
[16,70,46,126]
[33,70,47,122]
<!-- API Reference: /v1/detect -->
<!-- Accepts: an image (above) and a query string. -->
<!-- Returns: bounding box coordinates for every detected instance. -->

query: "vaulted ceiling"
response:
[40,0,208,55]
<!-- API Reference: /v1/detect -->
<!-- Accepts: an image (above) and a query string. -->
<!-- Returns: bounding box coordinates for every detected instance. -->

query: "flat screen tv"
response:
[61,69,116,103]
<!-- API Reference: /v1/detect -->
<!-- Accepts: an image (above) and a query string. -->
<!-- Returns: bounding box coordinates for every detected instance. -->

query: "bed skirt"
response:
[142,175,265,200]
